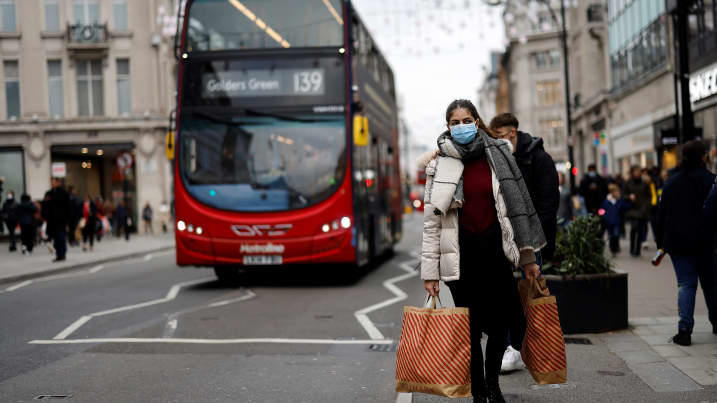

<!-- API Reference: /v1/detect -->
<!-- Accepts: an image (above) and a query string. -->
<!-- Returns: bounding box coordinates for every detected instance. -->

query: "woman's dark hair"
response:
[444,99,496,137]
[680,140,707,169]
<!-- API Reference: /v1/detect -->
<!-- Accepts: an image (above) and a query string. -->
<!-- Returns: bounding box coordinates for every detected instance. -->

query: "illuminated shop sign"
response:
[690,64,717,104]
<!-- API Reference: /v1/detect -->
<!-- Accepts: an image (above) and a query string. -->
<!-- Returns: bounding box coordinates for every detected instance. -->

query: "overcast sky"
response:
[352,0,506,149]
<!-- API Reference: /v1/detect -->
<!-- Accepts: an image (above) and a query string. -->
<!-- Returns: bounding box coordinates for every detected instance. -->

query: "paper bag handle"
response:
[425,294,444,309]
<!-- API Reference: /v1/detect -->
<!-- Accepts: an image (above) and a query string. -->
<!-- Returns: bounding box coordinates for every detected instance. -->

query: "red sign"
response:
[116,152,133,170]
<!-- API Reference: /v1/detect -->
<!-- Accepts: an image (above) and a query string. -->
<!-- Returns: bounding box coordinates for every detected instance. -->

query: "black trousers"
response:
[446,223,518,393]
[629,218,647,256]
[20,224,34,252]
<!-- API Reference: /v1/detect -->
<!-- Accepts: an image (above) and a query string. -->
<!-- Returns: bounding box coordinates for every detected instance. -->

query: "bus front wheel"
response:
[213,266,240,284]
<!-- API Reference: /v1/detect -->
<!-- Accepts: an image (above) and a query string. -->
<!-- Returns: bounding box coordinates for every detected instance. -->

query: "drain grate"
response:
[597,370,625,377]
[369,343,397,352]
[564,337,592,345]
[35,395,72,400]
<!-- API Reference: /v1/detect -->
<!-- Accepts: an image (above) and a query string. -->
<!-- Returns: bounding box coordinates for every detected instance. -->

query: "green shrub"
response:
[542,215,613,276]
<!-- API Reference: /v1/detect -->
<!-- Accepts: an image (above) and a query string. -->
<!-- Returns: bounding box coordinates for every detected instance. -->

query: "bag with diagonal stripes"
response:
[395,296,471,398]
[519,277,567,385]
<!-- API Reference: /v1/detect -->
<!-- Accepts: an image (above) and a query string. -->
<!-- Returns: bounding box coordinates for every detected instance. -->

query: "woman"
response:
[419,100,544,402]
[82,195,97,252]
[18,194,38,254]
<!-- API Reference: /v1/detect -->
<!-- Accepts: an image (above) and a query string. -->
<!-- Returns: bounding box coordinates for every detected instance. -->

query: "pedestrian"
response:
[420,99,545,402]
[81,195,97,252]
[600,184,631,257]
[489,113,559,373]
[67,185,82,247]
[115,200,131,241]
[557,171,574,227]
[18,193,38,254]
[142,202,153,234]
[2,190,18,251]
[578,163,608,215]
[94,196,105,242]
[45,177,70,262]
[656,140,717,345]
[623,165,651,257]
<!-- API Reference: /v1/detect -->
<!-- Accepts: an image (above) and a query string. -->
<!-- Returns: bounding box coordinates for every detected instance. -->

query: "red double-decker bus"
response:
[173,0,401,280]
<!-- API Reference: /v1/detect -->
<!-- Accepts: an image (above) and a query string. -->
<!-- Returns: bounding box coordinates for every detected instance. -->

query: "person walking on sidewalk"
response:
[67,186,82,247]
[704,176,717,276]
[578,164,609,216]
[600,184,632,257]
[656,140,717,345]
[18,194,38,254]
[420,100,545,403]
[623,165,651,257]
[45,178,70,262]
[2,190,18,252]
[142,202,153,235]
[489,113,559,373]
[81,195,98,252]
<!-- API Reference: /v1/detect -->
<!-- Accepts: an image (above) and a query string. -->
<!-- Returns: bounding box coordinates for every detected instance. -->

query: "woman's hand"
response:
[424,280,440,296]
[522,263,540,279]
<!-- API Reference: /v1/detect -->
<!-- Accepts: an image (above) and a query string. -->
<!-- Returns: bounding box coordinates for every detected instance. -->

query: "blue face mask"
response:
[449,122,477,144]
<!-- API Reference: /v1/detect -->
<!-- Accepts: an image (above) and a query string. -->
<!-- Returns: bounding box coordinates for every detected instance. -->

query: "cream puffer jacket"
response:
[418,144,536,282]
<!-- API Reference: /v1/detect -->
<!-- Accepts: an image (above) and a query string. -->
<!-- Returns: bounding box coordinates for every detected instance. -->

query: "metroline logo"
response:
[240,243,285,254]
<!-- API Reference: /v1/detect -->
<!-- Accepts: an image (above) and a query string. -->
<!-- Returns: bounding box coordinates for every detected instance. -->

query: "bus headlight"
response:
[340,217,351,229]
[187,224,194,233]
[177,220,187,231]
[321,224,330,233]
[196,227,203,235]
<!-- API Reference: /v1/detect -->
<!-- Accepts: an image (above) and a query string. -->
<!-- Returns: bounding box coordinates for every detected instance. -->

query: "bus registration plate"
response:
[243,255,282,265]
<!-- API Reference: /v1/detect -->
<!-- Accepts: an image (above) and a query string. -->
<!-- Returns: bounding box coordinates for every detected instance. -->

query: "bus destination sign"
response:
[202,68,325,98]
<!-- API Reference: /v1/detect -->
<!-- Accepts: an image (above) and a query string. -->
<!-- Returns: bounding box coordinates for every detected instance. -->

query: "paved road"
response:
[2,215,717,402]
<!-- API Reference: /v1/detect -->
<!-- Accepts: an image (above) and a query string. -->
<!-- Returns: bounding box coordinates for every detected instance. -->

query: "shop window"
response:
[587,4,604,22]
[116,59,131,116]
[4,60,20,119]
[44,0,60,32]
[113,0,128,31]
[0,0,15,32]
[47,60,64,118]
[610,18,668,92]
[0,148,25,200]
[76,59,104,116]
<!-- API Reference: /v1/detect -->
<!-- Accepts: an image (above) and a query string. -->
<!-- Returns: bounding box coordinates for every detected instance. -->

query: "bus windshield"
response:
[180,112,346,212]
[186,0,345,51]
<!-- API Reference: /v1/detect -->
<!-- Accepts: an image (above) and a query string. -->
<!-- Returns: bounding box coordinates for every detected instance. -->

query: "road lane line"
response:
[51,277,215,340]
[144,254,153,261]
[208,289,256,307]
[354,250,419,340]
[30,337,394,345]
[396,391,412,403]
[88,264,105,274]
[5,280,33,292]
[162,314,179,338]
[53,315,92,340]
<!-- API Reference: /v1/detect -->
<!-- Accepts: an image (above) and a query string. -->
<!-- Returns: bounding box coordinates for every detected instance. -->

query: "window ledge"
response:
[41,31,65,39]
[110,30,133,38]
[0,32,21,39]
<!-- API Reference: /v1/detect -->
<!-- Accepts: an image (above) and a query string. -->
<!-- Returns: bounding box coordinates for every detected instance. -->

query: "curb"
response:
[0,245,175,286]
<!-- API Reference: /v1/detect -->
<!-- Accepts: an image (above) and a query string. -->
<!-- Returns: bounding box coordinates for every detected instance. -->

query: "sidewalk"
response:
[0,232,175,285]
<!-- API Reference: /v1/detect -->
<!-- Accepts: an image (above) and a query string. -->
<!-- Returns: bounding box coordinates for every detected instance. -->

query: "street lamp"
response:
[483,0,576,192]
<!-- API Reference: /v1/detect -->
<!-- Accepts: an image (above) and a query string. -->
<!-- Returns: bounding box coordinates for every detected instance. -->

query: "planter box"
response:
[542,271,628,334]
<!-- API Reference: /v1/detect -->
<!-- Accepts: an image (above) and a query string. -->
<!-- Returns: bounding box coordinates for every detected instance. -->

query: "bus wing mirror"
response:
[166,130,175,160]
[353,115,369,147]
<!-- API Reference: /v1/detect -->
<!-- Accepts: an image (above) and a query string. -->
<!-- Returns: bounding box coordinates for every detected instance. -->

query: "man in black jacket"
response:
[579,163,608,215]
[656,140,717,346]
[490,113,560,372]
[45,177,70,262]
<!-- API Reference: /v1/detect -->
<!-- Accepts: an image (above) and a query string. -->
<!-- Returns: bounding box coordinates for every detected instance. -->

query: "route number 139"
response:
[293,71,323,94]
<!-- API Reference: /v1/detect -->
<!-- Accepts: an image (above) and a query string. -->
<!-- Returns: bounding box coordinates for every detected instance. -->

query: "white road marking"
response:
[30,337,394,345]
[162,314,179,338]
[208,289,257,307]
[143,254,153,261]
[354,250,419,340]
[88,264,105,274]
[5,280,33,292]
[395,391,412,403]
[52,277,214,340]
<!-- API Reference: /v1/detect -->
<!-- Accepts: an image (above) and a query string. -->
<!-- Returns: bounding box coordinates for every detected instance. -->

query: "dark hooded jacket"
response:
[513,131,559,260]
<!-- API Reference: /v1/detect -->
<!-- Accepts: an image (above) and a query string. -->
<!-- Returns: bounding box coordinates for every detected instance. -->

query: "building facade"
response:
[477,52,501,122]
[0,0,178,232]
[606,0,677,176]
[502,0,568,163]
[568,1,611,176]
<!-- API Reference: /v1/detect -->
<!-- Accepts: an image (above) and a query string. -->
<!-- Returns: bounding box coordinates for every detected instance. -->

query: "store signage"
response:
[690,63,717,104]
[116,152,133,170]
[51,162,66,178]
[202,68,325,98]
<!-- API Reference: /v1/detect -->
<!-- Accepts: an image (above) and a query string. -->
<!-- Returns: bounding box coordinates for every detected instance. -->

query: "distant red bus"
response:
[173,0,401,280]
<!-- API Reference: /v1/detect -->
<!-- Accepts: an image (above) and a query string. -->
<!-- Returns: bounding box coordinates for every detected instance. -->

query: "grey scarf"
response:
[438,130,546,253]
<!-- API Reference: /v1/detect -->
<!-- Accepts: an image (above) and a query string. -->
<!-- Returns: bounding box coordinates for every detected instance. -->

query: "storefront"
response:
[0,147,25,200]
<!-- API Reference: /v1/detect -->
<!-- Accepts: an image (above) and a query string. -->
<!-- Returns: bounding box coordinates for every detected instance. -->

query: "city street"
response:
[0,214,715,402]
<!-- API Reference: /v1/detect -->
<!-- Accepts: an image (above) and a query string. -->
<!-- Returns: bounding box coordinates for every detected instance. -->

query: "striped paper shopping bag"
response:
[519,277,567,385]
[395,296,471,398]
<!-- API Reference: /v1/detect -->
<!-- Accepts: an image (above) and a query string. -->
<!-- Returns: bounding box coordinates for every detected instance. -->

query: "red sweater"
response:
[460,158,497,234]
